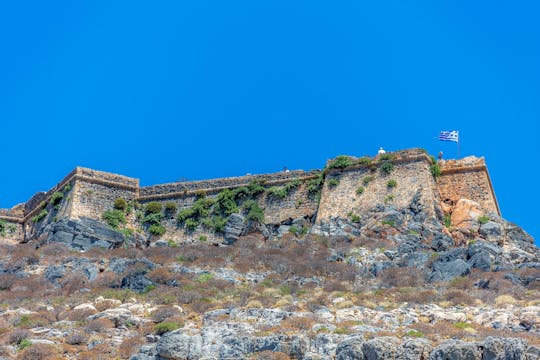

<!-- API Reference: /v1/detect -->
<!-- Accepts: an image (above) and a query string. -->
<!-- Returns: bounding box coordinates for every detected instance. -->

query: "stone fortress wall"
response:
[0,148,501,243]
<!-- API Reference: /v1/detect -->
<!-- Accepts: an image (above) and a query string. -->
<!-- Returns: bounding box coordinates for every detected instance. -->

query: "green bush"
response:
[154,322,181,335]
[307,173,325,197]
[384,194,394,203]
[478,215,489,224]
[32,209,48,223]
[184,218,199,231]
[444,214,452,228]
[102,210,126,229]
[143,212,163,226]
[18,338,32,350]
[382,219,395,227]
[327,155,352,169]
[0,220,5,237]
[356,157,372,166]
[328,178,340,187]
[430,163,441,178]
[49,192,64,206]
[148,224,166,236]
[114,198,128,211]
[247,180,265,196]
[199,235,207,242]
[379,153,394,161]
[177,208,196,223]
[380,162,394,175]
[356,186,365,195]
[284,179,301,193]
[362,175,374,185]
[145,202,162,214]
[197,273,214,283]
[387,179,397,188]
[164,202,177,214]
[214,189,238,215]
[349,214,361,223]
[266,186,287,200]
[243,200,265,223]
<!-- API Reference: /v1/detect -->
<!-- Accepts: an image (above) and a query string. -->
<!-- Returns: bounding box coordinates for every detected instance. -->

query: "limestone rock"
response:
[482,337,527,360]
[335,336,364,360]
[429,340,481,360]
[223,213,246,245]
[451,199,482,229]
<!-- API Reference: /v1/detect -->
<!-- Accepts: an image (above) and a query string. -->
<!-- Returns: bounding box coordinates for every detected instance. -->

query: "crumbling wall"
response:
[438,157,500,215]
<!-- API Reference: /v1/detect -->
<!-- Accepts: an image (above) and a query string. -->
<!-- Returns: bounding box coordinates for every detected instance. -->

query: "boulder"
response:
[156,332,202,359]
[120,273,154,294]
[223,214,246,245]
[479,221,502,239]
[335,336,364,360]
[482,337,528,360]
[362,337,400,360]
[401,338,432,360]
[429,340,481,360]
[429,259,471,282]
[46,218,127,250]
[431,233,454,251]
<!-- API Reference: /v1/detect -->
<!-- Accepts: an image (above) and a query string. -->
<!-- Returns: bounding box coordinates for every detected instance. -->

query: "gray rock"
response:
[479,221,502,238]
[67,257,98,280]
[335,336,364,360]
[46,218,127,250]
[506,223,534,244]
[483,337,527,360]
[120,273,154,294]
[156,332,202,359]
[429,340,481,360]
[362,337,400,360]
[289,336,309,358]
[431,234,454,251]
[44,265,66,285]
[429,259,471,282]
[223,213,246,245]
[108,257,156,274]
[468,251,492,271]
[401,338,432,360]
[526,345,540,360]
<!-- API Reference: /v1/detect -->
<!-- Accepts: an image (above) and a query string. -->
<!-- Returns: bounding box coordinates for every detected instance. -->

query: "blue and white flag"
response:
[439,130,459,142]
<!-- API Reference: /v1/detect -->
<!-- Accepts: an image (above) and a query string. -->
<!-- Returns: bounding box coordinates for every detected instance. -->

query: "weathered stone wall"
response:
[316,151,438,223]
[70,172,139,221]
[438,157,500,215]
[138,176,320,244]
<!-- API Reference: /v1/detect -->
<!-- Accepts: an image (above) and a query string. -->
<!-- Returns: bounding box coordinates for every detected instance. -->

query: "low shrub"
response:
[356,186,365,195]
[164,202,177,214]
[102,210,126,229]
[32,209,48,223]
[478,215,489,224]
[145,202,162,214]
[266,186,287,200]
[243,200,265,223]
[380,162,394,175]
[114,198,128,211]
[327,155,352,169]
[328,178,340,187]
[148,224,166,236]
[362,175,374,185]
[154,321,182,335]
[387,179,397,188]
[49,192,64,206]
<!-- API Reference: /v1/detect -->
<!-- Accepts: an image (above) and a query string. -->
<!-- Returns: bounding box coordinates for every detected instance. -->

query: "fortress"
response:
[0,148,500,245]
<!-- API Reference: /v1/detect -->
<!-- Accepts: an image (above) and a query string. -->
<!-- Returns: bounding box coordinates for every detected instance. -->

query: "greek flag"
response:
[439,130,459,142]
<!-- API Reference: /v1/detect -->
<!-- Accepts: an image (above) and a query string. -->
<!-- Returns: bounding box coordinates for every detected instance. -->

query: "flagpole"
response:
[457,137,460,158]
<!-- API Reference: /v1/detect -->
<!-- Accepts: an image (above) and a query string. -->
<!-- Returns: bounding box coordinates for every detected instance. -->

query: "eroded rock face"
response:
[451,199,483,230]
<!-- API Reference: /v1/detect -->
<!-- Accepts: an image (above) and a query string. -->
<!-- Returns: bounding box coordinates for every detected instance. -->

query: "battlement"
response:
[0,148,501,244]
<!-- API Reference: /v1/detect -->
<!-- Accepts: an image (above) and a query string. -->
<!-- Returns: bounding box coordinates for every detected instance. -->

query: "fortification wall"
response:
[69,168,139,221]
[438,157,500,215]
[316,150,438,223]
[0,217,23,244]
[138,172,320,243]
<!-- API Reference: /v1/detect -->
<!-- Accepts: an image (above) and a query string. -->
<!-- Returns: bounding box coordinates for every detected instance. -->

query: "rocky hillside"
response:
[0,174,539,359]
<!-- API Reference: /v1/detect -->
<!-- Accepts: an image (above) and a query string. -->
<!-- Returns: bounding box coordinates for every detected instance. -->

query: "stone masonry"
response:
[0,149,501,243]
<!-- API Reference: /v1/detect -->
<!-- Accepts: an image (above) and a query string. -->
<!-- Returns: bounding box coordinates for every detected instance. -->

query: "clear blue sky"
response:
[1,1,538,244]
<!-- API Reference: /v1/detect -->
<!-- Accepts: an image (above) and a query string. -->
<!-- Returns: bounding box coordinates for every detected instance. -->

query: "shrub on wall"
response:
[387,179,397,188]
[49,192,64,206]
[114,198,128,211]
[380,162,394,175]
[0,220,5,237]
[362,176,374,185]
[164,202,177,215]
[148,224,166,236]
[32,209,48,223]
[102,210,126,229]
[243,200,265,223]
[266,186,287,200]
[327,155,352,170]
[145,202,162,215]
[328,178,340,187]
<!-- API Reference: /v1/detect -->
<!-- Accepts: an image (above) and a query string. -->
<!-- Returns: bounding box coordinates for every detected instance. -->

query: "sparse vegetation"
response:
[154,321,182,335]
[145,202,162,214]
[49,191,64,206]
[362,175,374,185]
[478,215,489,224]
[380,162,394,175]
[387,179,397,188]
[102,210,126,229]
[444,214,452,228]
[114,198,128,211]
[327,155,352,169]
[328,178,340,187]
[32,209,48,223]
[356,186,365,195]
[384,194,394,203]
